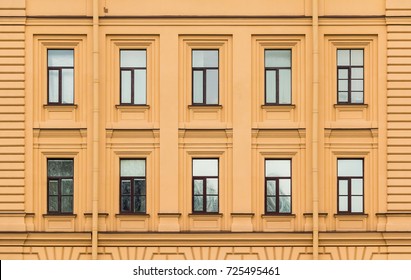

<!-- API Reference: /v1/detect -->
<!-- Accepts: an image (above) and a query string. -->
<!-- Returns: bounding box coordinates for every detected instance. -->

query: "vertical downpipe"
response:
[91,0,99,260]
[312,0,319,260]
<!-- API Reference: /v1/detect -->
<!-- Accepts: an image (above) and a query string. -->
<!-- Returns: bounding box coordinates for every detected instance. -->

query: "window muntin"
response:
[192,159,219,213]
[337,49,364,104]
[264,50,292,105]
[120,50,147,105]
[47,159,74,214]
[265,159,292,214]
[337,159,364,213]
[120,159,146,214]
[192,50,219,105]
[47,50,74,105]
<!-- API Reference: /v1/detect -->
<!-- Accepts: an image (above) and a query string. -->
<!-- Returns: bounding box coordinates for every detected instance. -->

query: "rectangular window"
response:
[337,159,364,213]
[47,50,74,104]
[264,50,292,105]
[265,159,292,214]
[120,159,146,213]
[337,49,364,104]
[47,159,74,214]
[192,50,219,105]
[120,50,147,105]
[192,159,219,213]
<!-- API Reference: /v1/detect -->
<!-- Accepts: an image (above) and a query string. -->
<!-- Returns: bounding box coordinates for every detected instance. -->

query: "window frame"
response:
[264,49,292,105]
[264,159,292,215]
[191,49,220,106]
[119,158,147,214]
[336,49,364,105]
[337,158,364,214]
[47,158,74,214]
[47,49,75,105]
[119,49,147,105]
[192,158,219,214]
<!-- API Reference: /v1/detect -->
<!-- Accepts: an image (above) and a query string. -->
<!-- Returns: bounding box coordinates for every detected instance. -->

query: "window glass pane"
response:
[338,92,348,102]
[194,180,203,195]
[134,69,146,104]
[338,69,348,79]
[279,179,291,195]
[265,70,276,103]
[61,179,73,195]
[48,70,59,103]
[48,196,58,212]
[49,180,58,195]
[193,70,203,103]
[266,197,276,212]
[351,80,363,91]
[339,180,348,195]
[62,69,74,104]
[193,159,218,176]
[48,50,74,67]
[192,50,218,67]
[120,50,146,68]
[194,196,203,211]
[134,179,146,195]
[48,160,73,177]
[351,68,363,79]
[351,91,364,103]
[339,196,348,212]
[61,196,73,213]
[351,196,363,212]
[338,159,363,177]
[206,178,218,195]
[120,159,145,177]
[121,196,131,212]
[206,196,218,212]
[134,196,146,213]
[279,197,291,213]
[267,180,276,196]
[121,180,131,195]
[337,50,350,66]
[279,69,291,104]
[265,50,291,67]
[352,179,363,195]
[338,80,348,91]
[265,159,291,177]
[351,50,363,66]
[206,69,218,104]
[121,71,132,103]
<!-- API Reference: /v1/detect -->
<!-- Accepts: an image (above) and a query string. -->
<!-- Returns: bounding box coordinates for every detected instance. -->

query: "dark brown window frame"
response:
[47,49,74,105]
[119,158,147,214]
[337,49,364,104]
[191,49,219,106]
[337,158,364,214]
[119,49,147,105]
[47,158,74,214]
[264,159,292,215]
[192,158,219,214]
[264,49,292,105]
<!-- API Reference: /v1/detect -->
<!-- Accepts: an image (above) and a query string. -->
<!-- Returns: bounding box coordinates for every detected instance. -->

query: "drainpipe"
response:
[91,0,100,260]
[312,0,319,260]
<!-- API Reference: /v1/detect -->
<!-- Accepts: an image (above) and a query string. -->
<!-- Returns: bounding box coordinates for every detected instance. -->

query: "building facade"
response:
[0,0,411,260]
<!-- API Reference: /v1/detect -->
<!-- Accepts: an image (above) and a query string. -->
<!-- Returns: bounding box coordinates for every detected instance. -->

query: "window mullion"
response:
[348,179,352,213]
[276,69,280,105]
[58,179,62,213]
[276,178,280,213]
[58,68,62,104]
[131,69,135,105]
[203,177,207,213]
[203,69,207,104]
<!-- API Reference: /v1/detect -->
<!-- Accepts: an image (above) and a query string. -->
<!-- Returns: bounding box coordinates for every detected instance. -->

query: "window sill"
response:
[115,213,150,217]
[261,213,296,217]
[43,213,77,217]
[261,104,295,109]
[189,213,223,217]
[115,104,150,109]
[83,212,109,217]
[43,104,78,109]
[334,104,368,108]
[188,105,222,109]
[334,213,368,217]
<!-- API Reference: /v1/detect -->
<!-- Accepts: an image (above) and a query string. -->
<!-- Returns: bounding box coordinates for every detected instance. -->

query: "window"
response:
[265,159,291,214]
[337,159,364,213]
[120,159,146,213]
[192,50,219,105]
[264,50,292,105]
[47,50,74,104]
[192,159,219,213]
[120,50,147,105]
[337,49,364,104]
[47,159,74,214]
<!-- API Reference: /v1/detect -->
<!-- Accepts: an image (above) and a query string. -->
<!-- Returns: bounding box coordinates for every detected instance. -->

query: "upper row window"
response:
[46,48,364,106]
